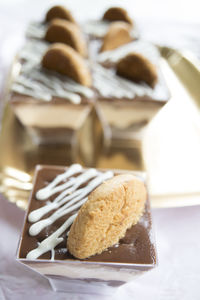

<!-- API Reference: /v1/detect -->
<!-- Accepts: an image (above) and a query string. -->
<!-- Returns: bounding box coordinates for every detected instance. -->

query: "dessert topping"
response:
[42,43,92,87]
[46,5,76,23]
[100,21,133,52]
[116,53,158,88]
[67,174,147,259]
[45,19,87,57]
[26,164,113,260]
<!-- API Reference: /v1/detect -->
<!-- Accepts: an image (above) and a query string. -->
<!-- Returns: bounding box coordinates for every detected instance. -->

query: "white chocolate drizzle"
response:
[26,214,77,260]
[12,40,94,104]
[97,40,160,65]
[26,21,110,40]
[92,63,168,101]
[83,20,110,38]
[26,22,47,39]
[83,20,138,39]
[92,40,168,101]
[26,164,114,259]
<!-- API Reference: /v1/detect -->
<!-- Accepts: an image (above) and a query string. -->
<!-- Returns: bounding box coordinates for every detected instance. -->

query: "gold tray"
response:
[1,47,200,210]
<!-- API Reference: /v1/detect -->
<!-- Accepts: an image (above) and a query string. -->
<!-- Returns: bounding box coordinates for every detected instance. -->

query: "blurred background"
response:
[0,0,200,94]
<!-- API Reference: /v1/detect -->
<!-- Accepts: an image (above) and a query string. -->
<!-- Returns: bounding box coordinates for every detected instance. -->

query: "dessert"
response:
[93,40,170,146]
[17,164,156,295]
[9,5,169,150]
[9,42,94,144]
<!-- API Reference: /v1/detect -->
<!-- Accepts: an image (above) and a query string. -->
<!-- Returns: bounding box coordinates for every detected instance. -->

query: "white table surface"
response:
[0,1,200,299]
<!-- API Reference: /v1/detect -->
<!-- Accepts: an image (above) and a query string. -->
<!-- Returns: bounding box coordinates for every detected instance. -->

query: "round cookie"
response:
[103,7,133,25]
[116,53,158,88]
[100,21,133,52]
[41,43,92,87]
[67,174,147,259]
[45,19,87,57]
[46,5,76,23]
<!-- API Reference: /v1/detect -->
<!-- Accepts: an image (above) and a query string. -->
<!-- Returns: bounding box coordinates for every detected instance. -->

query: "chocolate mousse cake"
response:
[9,42,94,144]
[93,40,169,145]
[17,164,156,294]
[9,5,169,149]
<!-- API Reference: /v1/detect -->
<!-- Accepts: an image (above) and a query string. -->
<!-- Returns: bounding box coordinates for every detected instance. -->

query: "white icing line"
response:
[26,22,47,39]
[51,248,55,261]
[36,168,98,202]
[26,214,77,260]
[28,202,58,223]
[13,40,94,103]
[28,170,113,223]
[29,197,87,236]
[83,20,110,38]
[97,40,160,65]
[36,164,82,200]
[92,63,168,100]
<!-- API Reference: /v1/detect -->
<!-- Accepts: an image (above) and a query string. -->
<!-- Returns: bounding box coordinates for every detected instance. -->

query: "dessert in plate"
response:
[17,163,156,295]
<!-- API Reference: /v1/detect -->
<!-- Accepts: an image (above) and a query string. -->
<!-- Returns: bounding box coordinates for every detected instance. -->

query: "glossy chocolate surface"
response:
[19,165,156,265]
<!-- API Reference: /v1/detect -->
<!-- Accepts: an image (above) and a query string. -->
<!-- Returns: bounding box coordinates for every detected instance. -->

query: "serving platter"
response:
[0,47,200,210]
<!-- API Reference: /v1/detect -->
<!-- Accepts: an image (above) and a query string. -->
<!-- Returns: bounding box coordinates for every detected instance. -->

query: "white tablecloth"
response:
[0,0,200,299]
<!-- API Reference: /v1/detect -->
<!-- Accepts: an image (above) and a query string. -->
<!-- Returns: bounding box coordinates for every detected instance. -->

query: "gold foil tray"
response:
[1,47,200,210]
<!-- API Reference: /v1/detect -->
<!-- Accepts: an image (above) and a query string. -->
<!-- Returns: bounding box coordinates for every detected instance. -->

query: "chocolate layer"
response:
[19,165,156,265]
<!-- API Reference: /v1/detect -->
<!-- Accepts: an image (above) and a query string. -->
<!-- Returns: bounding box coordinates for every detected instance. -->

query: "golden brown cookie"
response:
[103,7,133,25]
[67,174,147,259]
[44,19,87,57]
[100,21,133,52]
[45,5,76,23]
[41,43,92,87]
[116,53,158,88]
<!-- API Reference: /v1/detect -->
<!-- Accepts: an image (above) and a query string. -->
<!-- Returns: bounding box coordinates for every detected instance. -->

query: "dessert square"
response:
[9,41,94,145]
[17,164,156,295]
[10,5,169,149]
[92,40,170,145]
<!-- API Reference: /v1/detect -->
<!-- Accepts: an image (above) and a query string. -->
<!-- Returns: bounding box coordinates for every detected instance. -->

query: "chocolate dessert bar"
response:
[17,164,156,295]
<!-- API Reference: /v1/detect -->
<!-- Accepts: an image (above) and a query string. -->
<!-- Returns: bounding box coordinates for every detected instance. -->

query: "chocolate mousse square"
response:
[17,164,156,295]
[9,41,94,145]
